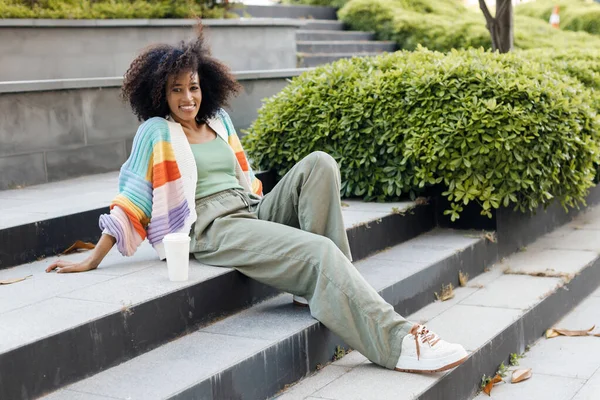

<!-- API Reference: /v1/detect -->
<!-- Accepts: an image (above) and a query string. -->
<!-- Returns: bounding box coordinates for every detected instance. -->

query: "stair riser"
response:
[297,42,395,53]
[418,255,600,400]
[0,206,434,400]
[233,5,337,20]
[298,54,369,67]
[304,21,345,31]
[296,32,375,41]
[172,327,343,400]
[0,208,107,270]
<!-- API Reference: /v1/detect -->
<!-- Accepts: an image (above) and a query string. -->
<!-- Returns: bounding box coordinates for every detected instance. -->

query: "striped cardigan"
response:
[99,109,263,259]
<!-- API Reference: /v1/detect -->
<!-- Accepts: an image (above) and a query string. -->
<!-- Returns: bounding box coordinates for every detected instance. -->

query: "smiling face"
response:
[166,70,202,124]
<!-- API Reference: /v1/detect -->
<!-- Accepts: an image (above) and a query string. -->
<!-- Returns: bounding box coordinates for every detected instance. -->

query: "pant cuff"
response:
[383,321,414,370]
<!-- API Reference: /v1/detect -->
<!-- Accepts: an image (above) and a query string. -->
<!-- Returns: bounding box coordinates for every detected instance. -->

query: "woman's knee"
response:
[305,151,339,173]
[308,236,345,268]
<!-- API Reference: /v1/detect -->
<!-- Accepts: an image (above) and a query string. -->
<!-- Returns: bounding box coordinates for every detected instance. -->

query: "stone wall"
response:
[0,69,307,189]
[0,19,304,81]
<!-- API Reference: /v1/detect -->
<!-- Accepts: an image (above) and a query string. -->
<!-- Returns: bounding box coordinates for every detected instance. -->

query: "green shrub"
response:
[281,0,464,13]
[0,0,234,19]
[243,48,600,219]
[517,0,600,36]
[521,48,600,109]
[339,0,600,51]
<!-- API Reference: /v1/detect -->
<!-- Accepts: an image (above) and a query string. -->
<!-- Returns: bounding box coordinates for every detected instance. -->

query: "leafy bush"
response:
[281,0,463,13]
[516,0,600,36]
[339,0,600,51]
[243,48,600,219]
[0,0,234,19]
[521,48,600,110]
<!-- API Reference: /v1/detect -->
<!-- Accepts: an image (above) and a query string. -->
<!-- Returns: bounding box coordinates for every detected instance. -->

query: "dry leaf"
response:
[511,368,532,384]
[459,270,469,287]
[484,232,497,243]
[62,240,96,255]
[546,325,596,339]
[415,197,429,206]
[483,374,503,396]
[341,202,349,207]
[435,283,455,302]
[0,275,32,285]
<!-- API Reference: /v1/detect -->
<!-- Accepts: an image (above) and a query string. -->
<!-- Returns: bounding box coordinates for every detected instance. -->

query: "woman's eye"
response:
[172,88,181,92]
[191,86,199,91]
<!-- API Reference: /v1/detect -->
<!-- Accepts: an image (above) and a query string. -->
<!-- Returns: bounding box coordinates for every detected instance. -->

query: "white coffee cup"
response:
[163,233,191,281]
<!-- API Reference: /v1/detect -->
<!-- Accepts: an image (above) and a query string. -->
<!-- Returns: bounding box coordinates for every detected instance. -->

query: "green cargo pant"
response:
[190,151,411,369]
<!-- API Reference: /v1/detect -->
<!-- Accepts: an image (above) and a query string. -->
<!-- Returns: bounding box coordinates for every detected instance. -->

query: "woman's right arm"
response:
[46,118,165,273]
[45,233,116,273]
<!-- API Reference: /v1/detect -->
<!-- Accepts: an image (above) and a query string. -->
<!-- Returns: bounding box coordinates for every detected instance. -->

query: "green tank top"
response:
[190,137,243,199]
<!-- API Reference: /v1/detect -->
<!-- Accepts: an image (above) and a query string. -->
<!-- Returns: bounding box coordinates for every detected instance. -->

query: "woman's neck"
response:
[171,115,202,133]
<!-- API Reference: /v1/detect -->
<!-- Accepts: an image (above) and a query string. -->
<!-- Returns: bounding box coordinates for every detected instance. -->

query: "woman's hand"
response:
[45,233,116,274]
[46,258,98,273]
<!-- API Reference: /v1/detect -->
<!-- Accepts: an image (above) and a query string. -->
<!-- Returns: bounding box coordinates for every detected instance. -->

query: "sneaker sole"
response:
[394,355,468,374]
[293,299,309,307]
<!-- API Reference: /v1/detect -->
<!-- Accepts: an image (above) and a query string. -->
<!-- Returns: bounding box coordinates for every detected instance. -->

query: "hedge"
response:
[516,0,600,36]
[0,0,233,19]
[281,0,463,14]
[338,0,600,52]
[242,49,600,220]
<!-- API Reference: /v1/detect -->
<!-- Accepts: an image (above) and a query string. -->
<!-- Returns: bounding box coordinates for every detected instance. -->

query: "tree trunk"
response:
[479,0,514,53]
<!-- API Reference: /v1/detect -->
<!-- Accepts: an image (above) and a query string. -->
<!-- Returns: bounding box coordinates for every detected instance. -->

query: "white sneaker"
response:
[395,324,468,373]
[293,295,309,307]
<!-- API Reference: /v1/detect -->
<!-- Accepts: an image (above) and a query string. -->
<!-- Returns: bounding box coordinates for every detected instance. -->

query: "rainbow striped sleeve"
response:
[99,117,189,256]
[219,109,263,196]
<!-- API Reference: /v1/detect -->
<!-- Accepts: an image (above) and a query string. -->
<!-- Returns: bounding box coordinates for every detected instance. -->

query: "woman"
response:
[46,29,467,374]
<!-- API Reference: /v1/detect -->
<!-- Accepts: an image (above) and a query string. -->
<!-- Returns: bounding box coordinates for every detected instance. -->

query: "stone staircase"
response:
[296,20,395,67]
[238,4,397,67]
[2,5,599,400]
[2,171,600,400]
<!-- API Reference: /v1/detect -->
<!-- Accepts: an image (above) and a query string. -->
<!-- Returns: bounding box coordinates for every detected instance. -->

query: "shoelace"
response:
[410,324,441,360]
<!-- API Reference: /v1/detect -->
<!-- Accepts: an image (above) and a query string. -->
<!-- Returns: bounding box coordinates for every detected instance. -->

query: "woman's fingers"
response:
[56,264,79,273]
[45,260,74,273]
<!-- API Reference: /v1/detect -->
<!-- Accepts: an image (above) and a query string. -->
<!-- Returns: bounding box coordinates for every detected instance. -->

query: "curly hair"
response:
[121,25,241,122]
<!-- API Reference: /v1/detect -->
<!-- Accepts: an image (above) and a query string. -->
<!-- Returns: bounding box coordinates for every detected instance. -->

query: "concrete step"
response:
[297,40,396,54]
[297,52,383,67]
[274,206,600,400]
[303,19,345,31]
[39,229,497,400]
[0,172,436,400]
[296,30,375,41]
[233,4,337,20]
[471,291,600,400]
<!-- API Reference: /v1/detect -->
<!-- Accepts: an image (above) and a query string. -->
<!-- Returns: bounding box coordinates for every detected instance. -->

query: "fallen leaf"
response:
[435,283,455,302]
[484,232,497,243]
[61,240,96,255]
[546,325,597,338]
[415,197,429,206]
[483,374,503,396]
[341,202,349,207]
[0,275,32,285]
[511,368,532,383]
[459,270,469,287]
